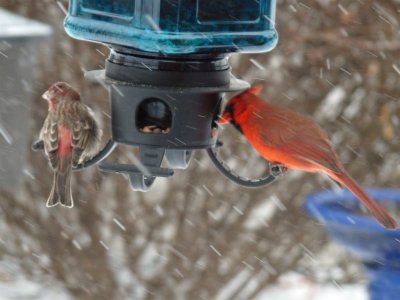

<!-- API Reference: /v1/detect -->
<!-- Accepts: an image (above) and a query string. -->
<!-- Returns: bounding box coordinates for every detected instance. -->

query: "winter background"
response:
[0,0,399,299]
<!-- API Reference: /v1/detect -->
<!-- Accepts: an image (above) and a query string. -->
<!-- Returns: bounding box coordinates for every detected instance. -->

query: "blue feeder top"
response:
[64,0,278,54]
[0,9,52,39]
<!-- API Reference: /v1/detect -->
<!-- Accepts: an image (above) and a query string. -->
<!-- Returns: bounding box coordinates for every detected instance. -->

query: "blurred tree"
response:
[0,0,399,299]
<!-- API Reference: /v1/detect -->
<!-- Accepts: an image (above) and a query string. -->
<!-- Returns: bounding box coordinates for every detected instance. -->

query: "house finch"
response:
[39,82,101,207]
[218,85,397,229]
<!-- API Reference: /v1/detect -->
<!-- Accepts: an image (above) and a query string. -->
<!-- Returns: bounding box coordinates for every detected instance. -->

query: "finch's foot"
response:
[269,163,288,177]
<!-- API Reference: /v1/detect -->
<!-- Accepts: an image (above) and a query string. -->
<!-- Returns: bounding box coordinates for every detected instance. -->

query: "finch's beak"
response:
[42,90,51,101]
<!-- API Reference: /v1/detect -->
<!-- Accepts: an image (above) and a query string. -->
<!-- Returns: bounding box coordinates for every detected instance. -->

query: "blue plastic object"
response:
[64,0,278,54]
[305,189,400,300]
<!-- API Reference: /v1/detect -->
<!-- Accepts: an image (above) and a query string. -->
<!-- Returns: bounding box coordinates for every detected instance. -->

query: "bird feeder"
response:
[60,0,279,191]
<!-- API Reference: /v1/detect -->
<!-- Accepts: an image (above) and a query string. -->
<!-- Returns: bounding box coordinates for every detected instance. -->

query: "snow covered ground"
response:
[0,279,366,300]
[257,284,366,300]
[0,269,367,300]
[0,277,72,300]
[256,273,367,300]
[0,259,71,300]
[0,277,71,300]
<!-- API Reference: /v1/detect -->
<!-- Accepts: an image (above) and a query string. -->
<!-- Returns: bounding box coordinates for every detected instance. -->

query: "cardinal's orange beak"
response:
[247,84,264,95]
[217,112,232,125]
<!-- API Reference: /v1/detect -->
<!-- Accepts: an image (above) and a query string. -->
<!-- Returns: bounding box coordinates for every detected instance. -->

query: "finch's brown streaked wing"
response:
[40,116,58,152]
[71,106,101,164]
[39,116,59,170]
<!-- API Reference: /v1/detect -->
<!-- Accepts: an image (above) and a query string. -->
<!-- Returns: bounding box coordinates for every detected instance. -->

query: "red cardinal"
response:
[219,85,397,229]
[39,82,102,207]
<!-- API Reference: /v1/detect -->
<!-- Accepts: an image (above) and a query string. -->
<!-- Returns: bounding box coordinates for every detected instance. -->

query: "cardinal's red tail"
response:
[328,170,397,230]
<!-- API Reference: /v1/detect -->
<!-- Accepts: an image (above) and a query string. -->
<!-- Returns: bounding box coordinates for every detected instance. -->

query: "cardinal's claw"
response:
[269,163,287,177]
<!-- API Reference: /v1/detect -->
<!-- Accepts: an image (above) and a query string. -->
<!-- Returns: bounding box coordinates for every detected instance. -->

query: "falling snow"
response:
[0,1,399,299]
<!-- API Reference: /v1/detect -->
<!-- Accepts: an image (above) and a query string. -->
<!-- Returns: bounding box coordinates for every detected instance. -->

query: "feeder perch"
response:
[54,0,279,191]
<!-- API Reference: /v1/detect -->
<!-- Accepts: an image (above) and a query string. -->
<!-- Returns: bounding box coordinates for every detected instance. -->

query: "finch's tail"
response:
[328,170,397,230]
[47,166,73,208]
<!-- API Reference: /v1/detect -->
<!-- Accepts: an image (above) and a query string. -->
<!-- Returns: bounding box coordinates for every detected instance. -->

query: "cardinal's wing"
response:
[254,107,341,173]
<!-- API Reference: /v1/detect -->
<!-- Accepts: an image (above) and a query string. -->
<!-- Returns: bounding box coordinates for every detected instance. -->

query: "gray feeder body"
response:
[79,49,276,191]
[0,10,52,190]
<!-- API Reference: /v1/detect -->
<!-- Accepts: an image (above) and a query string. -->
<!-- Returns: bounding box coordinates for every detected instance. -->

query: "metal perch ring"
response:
[207,142,277,188]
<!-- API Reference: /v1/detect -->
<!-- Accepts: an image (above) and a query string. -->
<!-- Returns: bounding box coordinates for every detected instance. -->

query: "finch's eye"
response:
[55,83,65,91]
